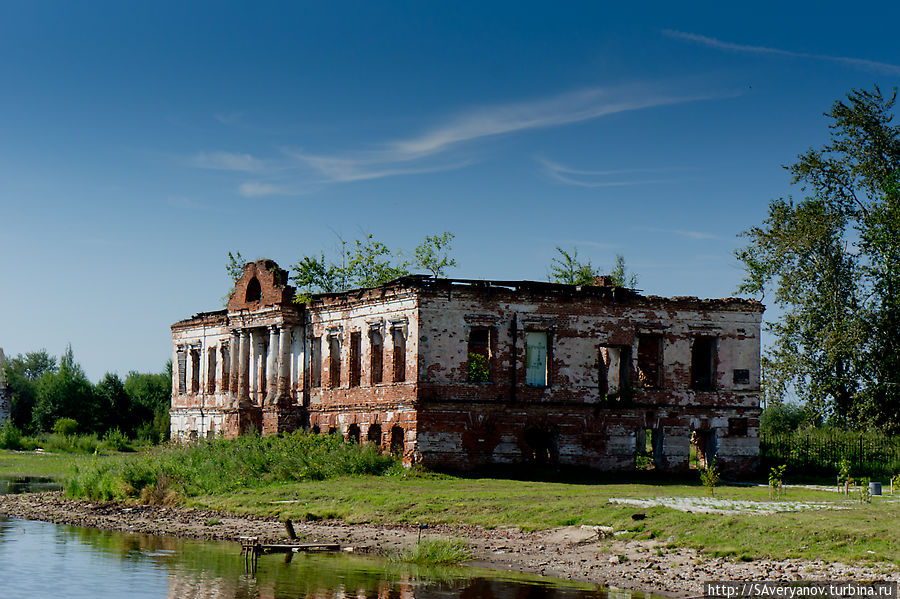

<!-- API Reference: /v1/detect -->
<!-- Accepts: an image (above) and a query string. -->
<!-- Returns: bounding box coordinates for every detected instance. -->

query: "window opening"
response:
[392,328,406,382]
[467,329,492,383]
[245,277,261,302]
[370,330,383,385]
[349,332,361,387]
[525,332,548,387]
[691,337,717,390]
[636,335,663,388]
[329,335,341,388]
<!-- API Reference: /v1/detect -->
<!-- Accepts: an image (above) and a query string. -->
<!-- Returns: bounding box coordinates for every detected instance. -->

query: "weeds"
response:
[769,464,787,499]
[65,430,401,502]
[396,538,471,565]
[700,459,720,496]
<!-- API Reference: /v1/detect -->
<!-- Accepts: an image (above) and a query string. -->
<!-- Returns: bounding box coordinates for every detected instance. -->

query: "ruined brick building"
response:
[171,260,764,474]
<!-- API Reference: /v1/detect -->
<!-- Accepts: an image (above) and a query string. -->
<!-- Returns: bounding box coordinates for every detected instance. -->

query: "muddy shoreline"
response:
[0,492,895,597]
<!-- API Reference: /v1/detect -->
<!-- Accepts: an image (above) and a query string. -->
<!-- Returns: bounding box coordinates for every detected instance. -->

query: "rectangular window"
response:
[392,327,406,382]
[177,348,187,394]
[600,345,631,398]
[329,335,341,388]
[525,331,548,387]
[310,336,321,388]
[691,337,717,390]
[728,417,748,436]
[733,369,750,385]
[636,334,663,388]
[349,332,361,387]
[370,330,383,385]
[467,329,492,383]
[207,347,217,394]
[221,344,230,391]
[190,349,201,394]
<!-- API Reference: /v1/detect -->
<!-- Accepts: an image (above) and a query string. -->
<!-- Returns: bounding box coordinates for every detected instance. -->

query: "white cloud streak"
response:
[190,83,718,190]
[538,157,689,188]
[189,151,264,172]
[636,225,720,241]
[663,29,900,75]
[293,84,714,183]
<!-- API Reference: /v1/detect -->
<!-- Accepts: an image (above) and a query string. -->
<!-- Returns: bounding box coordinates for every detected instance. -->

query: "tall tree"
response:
[1,350,57,432]
[31,345,96,432]
[737,86,900,431]
[549,247,638,287]
[414,232,457,277]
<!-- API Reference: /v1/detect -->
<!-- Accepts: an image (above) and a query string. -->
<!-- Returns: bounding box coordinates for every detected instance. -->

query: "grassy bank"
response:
[2,435,899,566]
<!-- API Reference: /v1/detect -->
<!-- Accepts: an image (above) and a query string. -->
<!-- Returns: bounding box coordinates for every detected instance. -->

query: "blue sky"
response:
[1,1,898,380]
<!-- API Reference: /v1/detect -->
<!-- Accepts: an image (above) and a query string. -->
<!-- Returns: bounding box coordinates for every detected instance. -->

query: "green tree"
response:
[549,246,601,285]
[345,234,410,288]
[31,345,96,432]
[123,366,172,441]
[2,350,57,432]
[549,247,638,287]
[737,86,900,431]
[609,253,639,287]
[414,231,457,277]
[94,373,130,434]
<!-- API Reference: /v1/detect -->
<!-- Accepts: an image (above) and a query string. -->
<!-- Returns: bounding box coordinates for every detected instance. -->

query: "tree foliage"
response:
[737,86,900,432]
[414,231,458,277]
[1,347,170,439]
[289,231,457,298]
[549,246,638,287]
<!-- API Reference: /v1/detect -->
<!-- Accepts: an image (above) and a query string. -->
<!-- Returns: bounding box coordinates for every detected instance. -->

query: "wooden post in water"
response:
[284,518,296,540]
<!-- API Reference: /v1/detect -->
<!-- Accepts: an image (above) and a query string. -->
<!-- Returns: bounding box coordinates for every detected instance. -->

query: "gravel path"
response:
[0,492,896,597]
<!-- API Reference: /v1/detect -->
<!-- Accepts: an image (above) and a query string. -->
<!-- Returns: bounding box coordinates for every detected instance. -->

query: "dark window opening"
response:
[177,349,187,394]
[523,426,559,465]
[599,345,631,402]
[390,425,404,456]
[207,348,217,394]
[311,425,320,435]
[691,337,717,390]
[733,369,750,385]
[349,332,361,387]
[636,335,663,388]
[190,349,201,394]
[328,426,337,435]
[310,337,321,388]
[728,418,748,436]
[367,423,382,446]
[467,328,492,383]
[347,423,360,444]
[221,345,230,390]
[245,276,261,302]
[370,330,383,385]
[636,428,664,469]
[392,328,406,382]
[329,335,341,388]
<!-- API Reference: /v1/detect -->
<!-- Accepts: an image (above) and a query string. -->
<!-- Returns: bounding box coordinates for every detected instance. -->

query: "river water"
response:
[0,476,651,599]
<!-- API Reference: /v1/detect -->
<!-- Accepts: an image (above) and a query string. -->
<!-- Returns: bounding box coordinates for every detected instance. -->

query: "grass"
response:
[3,438,900,566]
[396,538,472,565]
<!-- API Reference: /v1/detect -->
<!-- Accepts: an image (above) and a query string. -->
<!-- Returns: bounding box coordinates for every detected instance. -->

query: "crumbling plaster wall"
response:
[305,289,419,458]
[414,288,762,473]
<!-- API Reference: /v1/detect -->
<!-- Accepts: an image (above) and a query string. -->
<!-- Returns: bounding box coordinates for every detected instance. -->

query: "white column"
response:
[265,325,278,405]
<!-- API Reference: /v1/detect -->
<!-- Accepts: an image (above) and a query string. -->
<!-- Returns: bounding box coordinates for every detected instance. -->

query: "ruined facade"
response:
[171,260,764,475]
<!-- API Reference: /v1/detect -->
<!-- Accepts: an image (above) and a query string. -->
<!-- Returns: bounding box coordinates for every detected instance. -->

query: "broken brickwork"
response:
[171,261,763,475]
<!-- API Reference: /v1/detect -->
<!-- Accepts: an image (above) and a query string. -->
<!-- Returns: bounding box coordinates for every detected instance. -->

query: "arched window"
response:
[245,277,261,302]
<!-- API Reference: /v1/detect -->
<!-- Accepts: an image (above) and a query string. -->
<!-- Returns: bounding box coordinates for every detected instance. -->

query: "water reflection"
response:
[0,482,660,599]
[0,475,62,494]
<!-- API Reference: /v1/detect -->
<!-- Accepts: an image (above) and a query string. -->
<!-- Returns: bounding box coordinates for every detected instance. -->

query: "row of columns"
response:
[228,325,292,408]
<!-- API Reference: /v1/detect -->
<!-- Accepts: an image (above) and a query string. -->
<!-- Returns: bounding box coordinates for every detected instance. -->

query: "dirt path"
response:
[0,492,895,597]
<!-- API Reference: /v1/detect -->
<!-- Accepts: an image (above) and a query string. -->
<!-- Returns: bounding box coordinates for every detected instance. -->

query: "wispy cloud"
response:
[663,29,900,75]
[293,84,715,183]
[636,225,720,241]
[188,151,264,172]
[189,83,719,190]
[538,156,690,188]
[237,182,289,198]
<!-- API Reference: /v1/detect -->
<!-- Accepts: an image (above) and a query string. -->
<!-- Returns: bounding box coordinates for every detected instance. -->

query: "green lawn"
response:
[3,448,898,565]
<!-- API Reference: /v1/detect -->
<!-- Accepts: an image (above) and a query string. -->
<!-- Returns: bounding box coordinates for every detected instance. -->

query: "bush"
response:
[0,423,25,450]
[101,428,133,452]
[65,430,403,502]
[52,418,79,436]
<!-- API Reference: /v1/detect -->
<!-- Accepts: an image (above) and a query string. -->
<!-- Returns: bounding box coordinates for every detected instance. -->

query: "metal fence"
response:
[761,430,900,477]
